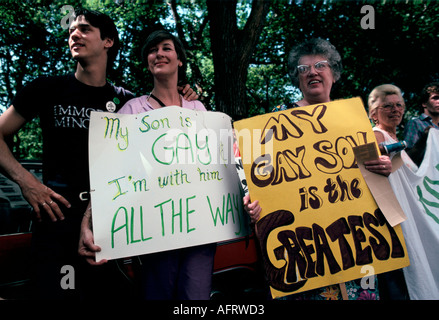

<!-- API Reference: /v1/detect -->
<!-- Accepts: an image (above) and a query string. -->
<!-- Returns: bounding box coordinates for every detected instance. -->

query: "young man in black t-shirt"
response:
[11,74,134,209]
[0,8,137,299]
[1,8,197,299]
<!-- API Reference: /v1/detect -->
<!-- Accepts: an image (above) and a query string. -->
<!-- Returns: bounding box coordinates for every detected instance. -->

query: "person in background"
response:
[369,84,439,300]
[403,82,439,166]
[244,38,395,300]
[79,30,215,300]
[368,84,418,171]
[368,84,413,300]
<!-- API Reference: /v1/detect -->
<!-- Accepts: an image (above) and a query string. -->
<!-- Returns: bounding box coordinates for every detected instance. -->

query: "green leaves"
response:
[1,0,438,158]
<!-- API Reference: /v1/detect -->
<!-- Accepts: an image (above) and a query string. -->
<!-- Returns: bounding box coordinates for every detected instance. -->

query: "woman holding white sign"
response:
[118,30,215,300]
[79,30,214,300]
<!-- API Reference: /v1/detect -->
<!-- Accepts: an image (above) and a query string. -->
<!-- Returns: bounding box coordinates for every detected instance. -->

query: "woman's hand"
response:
[243,194,262,224]
[178,84,199,101]
[78,208,107,266]
[364,155,392,177]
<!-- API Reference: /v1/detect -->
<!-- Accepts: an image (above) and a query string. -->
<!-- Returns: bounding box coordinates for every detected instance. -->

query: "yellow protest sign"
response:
[234,97,409,298]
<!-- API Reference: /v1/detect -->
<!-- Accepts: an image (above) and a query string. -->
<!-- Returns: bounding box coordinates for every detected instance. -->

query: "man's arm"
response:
[78,202,107,266]
[178,84,199,101]
[0,106,71,221]
[405,126,431,166]
[403,118,423,149]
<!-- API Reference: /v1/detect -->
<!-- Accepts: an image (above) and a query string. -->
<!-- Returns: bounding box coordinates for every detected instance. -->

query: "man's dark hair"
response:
[73,8,120,69]
[419,82,439,112]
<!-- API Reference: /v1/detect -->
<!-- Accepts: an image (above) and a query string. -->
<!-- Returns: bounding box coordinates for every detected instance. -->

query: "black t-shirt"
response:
[12,73,135,204]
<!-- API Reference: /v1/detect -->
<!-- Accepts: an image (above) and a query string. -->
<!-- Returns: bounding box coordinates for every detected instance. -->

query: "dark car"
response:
[0,161,267,299]
[0,161,40,299]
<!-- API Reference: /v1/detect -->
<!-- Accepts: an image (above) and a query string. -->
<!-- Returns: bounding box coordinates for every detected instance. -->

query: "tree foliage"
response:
[1,0,438,158]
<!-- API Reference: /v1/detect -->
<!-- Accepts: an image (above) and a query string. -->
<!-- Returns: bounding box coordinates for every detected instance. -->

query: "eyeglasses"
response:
[379,103,405,111]
[297,60,330,74]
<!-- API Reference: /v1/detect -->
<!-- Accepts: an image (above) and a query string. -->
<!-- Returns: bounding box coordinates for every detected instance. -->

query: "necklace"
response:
[149,92,182,108]
[149,93,167,108]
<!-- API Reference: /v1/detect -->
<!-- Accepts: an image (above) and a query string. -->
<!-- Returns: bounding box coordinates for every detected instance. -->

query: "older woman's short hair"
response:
[368,84,405,121]
[287,38,343,87]
[141,30,188,85]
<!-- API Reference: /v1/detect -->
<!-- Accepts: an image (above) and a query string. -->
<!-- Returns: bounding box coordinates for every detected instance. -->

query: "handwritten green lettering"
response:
[104,116,128,150]
[111,207,129,248]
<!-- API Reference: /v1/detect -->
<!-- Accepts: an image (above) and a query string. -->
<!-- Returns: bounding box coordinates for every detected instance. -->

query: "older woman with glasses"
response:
[277,38,392,176]
[277,38,342,108]
[368,84,418,171]
[243,38,399,300]
[368,84,439,300]
[247,38,392,223]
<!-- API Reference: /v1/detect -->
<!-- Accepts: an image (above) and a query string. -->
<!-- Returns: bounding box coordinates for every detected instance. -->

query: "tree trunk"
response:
[207,0,270,121]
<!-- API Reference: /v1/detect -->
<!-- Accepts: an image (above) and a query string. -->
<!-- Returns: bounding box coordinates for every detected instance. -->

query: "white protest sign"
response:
[88,107,250,261]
